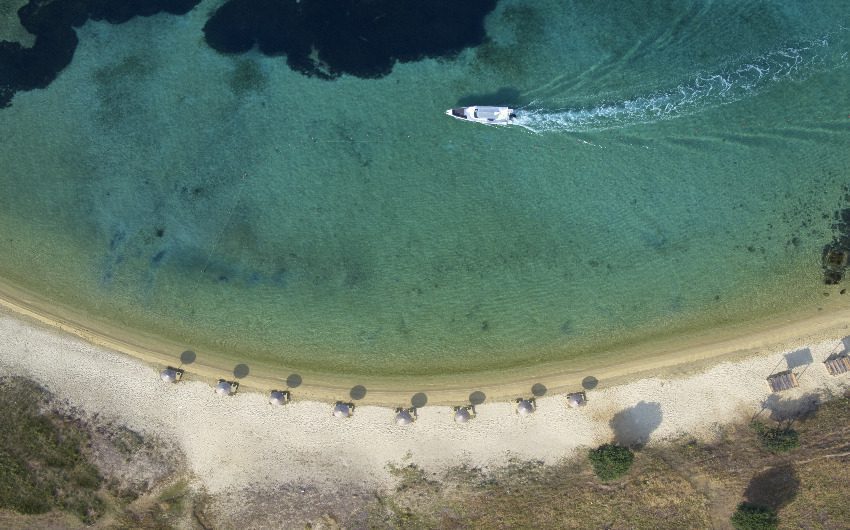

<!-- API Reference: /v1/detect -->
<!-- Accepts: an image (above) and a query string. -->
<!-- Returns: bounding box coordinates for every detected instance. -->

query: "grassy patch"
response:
[371,453,710,529]
[366,393,850,529]
[0,377,103,524]
[750,421,800,453]
[731,502,778,529]
[589,443,635,481]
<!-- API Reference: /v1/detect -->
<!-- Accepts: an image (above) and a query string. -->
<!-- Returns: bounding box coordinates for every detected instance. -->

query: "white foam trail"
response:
[516,33,848,133]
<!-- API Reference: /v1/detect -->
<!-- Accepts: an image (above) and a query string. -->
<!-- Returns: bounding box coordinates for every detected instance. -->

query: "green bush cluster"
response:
[751,421,800,453]
[0,378,103,523]
[731,502,778,529]
[588,443,634,481]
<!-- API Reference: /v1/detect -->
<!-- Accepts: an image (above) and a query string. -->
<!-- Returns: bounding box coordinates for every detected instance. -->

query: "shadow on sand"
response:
[233,363,250,379]
[411,393,428,408]
[349,385,367,400]
[610,401,663,447]
[758,393,820,423]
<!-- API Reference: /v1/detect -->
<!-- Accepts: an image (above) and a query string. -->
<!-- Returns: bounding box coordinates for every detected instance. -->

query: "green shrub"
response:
[0,377,103,522]
[588,444,634,481]
[751,421,800,452]
[731,502,778,530]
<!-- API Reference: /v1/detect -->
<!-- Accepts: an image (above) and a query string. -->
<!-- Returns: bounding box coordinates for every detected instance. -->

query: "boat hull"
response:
[445,106,516,125]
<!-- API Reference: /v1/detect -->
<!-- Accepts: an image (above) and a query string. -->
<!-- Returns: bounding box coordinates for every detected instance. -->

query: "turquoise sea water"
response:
[1,0,849,376]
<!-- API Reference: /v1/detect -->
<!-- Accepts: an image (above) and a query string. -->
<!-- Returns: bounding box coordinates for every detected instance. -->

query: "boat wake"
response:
[515,32,849,133]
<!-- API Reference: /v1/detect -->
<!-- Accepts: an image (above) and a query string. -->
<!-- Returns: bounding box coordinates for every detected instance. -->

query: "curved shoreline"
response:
[1,276,849,406]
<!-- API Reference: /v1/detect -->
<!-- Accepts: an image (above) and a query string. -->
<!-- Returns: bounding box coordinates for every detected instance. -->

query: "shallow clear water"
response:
[1,0,849,375]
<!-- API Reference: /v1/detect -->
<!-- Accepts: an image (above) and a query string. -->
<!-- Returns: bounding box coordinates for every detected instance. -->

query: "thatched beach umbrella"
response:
[333,401,354,418]
[269,390,290,406]
[454,405,474,423]
[394,407,416,425]
[516,398,536,416]
[215,379,238,396]
[567,391,587,408]
[160,366,183,383]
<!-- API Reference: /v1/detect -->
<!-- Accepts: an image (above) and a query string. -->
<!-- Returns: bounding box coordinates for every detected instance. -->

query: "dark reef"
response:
[0,0,201,108]
[1,0,498,108]
[203,0,498,79]
[822,206,850,284]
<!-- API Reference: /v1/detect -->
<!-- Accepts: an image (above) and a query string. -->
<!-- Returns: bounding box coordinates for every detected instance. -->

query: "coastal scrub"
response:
[731,502,778,530]
[751,421,800,453]
[588,443,635,481]
[0,377,103,523]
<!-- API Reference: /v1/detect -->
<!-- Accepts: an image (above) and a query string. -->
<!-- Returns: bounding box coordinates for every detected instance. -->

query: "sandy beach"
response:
[1,298,849,502]
[2,276,850,406]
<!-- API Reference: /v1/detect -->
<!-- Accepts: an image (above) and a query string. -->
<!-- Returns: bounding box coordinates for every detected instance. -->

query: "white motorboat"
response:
[445,106,517,125]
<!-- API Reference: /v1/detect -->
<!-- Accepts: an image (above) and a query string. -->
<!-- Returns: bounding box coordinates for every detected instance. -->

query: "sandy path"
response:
[1,311,848,495]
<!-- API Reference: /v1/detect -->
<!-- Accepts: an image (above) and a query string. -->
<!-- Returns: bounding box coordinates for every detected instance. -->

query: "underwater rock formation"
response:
[1,0,498,108]
[822,207,850,284]
[203,0,498,79]
[0,0,201,108]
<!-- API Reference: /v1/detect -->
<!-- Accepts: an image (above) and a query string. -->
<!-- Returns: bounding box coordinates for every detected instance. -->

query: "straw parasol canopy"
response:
[269,390,289,406]
[454,407,472,423]
[395,409,414,425]
[215,380,234,396]
[160,368,179,383]
[567,392,586,408]
[517,399,535,416]
[333,402,352,418]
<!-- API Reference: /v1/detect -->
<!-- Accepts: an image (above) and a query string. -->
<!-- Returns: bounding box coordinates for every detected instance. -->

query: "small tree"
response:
[588,443,634,481]
[731,502,778,530]
[751,421,800,453]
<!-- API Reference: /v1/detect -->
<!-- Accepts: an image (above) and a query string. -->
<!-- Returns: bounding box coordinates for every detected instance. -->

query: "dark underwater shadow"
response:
[0,0,201,108]
[455,87,524,107]
[203,0,498,80]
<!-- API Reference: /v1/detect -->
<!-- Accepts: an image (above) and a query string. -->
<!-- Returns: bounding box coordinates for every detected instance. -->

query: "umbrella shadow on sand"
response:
[349,385,367,400]
[609,401,663,447]
[411,393,428,408]
[179,350,196,365]
[233,364,250,379]
[757,393,820,423]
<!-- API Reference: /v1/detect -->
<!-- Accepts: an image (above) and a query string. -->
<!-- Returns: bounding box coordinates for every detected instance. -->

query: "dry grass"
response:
[367,391,850,530]
[370,455,711,529]
[0,377,202,529]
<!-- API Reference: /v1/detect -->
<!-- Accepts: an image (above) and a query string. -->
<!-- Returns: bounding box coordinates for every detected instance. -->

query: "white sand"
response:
[1,311,848,496]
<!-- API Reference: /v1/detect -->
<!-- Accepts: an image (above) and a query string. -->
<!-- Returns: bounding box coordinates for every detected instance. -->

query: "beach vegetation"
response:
[387,462,441,494]
[362,394,850,529]
[2,373,849,528]
[750,421,800,452]
[0,376,194,528]
[731,502,778,529]
[588,443,635,481]
[0,377,103,524]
